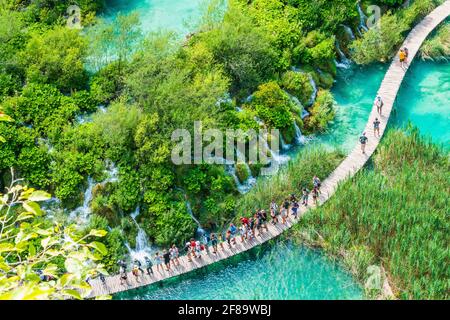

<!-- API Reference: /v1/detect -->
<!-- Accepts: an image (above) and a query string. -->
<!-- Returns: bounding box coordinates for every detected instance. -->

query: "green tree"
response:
[0,172,109,299]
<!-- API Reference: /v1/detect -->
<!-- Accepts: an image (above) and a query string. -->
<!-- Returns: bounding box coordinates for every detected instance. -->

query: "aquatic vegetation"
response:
[293,128,449,299]
[421,22,450,60]
[235,147,343,217]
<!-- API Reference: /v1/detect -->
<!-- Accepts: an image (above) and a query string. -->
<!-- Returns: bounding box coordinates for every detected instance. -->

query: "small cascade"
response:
[357,2,369,33]
[69,177,95,223]
[341,24,356,41]
[186,200,207,237]
[307,74,318,106]
[290,67,318,106]
[216,93,232,106]
[235,106,243,112]
[101,161,119,185]
[232,149,257,194]
[286,92,310,120]
[301,109,310,119]
[244,94,254,104]
[335,41,352,69]
[127,207,156,264]
[76,105,107,124]
[280,135,291,151]
[254,116,264,127]
[294,122,306,145]
[260,135,290,168]
[69,161,119,224]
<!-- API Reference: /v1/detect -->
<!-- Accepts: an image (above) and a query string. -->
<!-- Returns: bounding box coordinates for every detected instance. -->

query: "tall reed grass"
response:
[292,127,449,299]
[235,147,343,217]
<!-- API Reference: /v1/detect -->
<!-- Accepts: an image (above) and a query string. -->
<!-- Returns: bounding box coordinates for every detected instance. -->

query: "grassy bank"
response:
[234,147,344,218]
[289,127,449,300]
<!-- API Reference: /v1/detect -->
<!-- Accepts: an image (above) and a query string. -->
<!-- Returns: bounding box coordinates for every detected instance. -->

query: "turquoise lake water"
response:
[115,241,363,300]
[107,1,449,300]
[102,0,204,34]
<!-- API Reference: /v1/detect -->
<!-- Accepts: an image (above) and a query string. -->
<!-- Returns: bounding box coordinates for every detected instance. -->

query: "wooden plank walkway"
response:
[87,1,450,298]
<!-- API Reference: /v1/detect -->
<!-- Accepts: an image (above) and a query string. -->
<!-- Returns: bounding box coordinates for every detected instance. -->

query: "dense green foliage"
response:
[292,128,449,299]
[351,0,445,64]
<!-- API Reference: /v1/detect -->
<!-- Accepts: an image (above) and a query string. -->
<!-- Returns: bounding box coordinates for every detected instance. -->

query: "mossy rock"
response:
[120,217,138,249]
[92,195,120,226]
[236,163,250,183]
[281,124,296,145]
[318,72,335,89]
[249,163,263,177]
[320,60,337,77]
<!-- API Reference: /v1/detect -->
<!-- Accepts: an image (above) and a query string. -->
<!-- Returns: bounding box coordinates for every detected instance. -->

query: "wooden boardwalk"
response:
[87,2,450,298]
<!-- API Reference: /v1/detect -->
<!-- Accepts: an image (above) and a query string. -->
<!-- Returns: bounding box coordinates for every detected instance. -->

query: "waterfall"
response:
[232,149,257,194]
[216,93,232,106]
[236,106,243,112]
[357,2,369,33]
[185,200,202,230]
[341,24,356,41]
[301,109,310,119]
[260,135,290,168]
[69,161,119,224]
[307,74,318,106]
[69,177,95,223]
[289,67,318,106]
[280,135,291,151]
[335,41,352,69]
[294,122,306,145]
[126,207,155,264]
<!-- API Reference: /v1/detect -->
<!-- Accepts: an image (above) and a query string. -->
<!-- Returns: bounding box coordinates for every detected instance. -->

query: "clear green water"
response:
[102,0,204,35]
[394,60,450,148]
[107,2,449,300]
[115,241,363,300]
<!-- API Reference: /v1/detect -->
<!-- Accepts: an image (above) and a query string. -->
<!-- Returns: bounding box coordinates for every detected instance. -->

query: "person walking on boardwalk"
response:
[313,175,321,192]
[132,264,140,282]
[155,252,163,271]
[202,233,210,254]
[239,223,247,242]
[302,188,310,206]
[373,118,381,137]
[270,206,277,225]
[211,233,219,254]
[184,241,192,262]
[190,238,197,259]
[134,259,144,275]
[99,273,106,285]
[259,209,269,233]
[280,198,290,224]
[145,256,154,275]
[312,186,320,205]
[375,96,384,115]
[270,199,278,216]
[292,200,299,219]
[399,49,407,70]
[225,230,233,248]
[360,132,368,154]
[119,264,127,285]
[170,244,180,266]
[163,249,171,271]
[218,232,225,250]
[229,223,237,245]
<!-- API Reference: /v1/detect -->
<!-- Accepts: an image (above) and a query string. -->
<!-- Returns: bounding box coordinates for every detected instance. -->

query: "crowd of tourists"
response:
[113,175,322,285]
